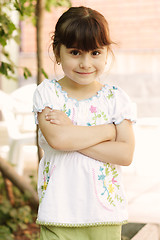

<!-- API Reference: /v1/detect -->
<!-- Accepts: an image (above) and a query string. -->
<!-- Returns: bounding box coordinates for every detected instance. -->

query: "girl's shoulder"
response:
[36,79,56,91]
[34,79,60,99]
[102,83,130,102]
[108,85,136,124]
[33,79,59,107]
[33,79,59,124]
[102,83,136,124]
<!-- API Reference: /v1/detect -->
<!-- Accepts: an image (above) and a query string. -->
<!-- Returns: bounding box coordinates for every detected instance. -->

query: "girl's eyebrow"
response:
[68,47,81,50]
[67,47,81,51]
[66,46,106,52]
[68,47,103,50]
[66,45,79,49]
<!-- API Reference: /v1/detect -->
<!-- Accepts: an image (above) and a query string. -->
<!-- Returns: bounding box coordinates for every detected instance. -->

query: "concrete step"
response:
[131,224,160,240]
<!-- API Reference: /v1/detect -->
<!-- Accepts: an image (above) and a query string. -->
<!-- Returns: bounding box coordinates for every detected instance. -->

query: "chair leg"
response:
[8,140,24,175]
[15,145,24,175]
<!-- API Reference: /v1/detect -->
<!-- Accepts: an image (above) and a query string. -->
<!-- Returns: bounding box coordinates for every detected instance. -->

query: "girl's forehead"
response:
[68,46,106,51]
[62,44,105,50]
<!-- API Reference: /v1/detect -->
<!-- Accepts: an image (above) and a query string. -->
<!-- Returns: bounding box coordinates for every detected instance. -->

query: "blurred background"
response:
[0,0,160,239]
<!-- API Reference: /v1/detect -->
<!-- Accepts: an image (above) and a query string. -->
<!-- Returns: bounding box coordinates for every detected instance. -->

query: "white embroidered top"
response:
[33,79,136,227]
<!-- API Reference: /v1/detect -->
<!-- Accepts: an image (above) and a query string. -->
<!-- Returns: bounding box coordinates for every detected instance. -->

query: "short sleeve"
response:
[33,79,56,124]
[111,87,137,125]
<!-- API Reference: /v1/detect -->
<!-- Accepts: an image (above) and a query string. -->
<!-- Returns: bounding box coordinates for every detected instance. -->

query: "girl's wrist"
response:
[103,124,116,142]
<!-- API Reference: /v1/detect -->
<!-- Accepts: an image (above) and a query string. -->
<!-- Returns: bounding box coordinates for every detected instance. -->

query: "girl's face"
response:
[58,45,108,86]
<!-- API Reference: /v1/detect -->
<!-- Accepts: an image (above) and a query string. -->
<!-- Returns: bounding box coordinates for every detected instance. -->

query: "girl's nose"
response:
[79,54,91,69]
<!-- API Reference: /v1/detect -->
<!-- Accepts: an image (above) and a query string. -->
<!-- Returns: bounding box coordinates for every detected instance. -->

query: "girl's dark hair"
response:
[52,6,114,60]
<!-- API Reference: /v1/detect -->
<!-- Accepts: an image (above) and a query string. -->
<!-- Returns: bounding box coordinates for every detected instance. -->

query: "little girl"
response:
[33,6,136,240]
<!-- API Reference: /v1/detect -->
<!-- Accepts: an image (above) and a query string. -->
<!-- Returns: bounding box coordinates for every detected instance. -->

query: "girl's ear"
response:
[55,56,61,65]
[54,46,61,64]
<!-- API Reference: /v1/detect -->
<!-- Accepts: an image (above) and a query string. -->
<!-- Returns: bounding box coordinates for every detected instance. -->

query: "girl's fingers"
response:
[45,112,62,123]
[45,114,50,120]
[46,111,66,119]
[50,119,60,124]
[45,112,57,120]
[45,109,72,125]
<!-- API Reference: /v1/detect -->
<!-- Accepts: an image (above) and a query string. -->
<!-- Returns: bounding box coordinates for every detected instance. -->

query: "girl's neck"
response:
[57,77,103,101]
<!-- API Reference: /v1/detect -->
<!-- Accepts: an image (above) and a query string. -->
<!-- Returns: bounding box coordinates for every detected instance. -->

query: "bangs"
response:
[53,6,114,58]
[60,18,110,51]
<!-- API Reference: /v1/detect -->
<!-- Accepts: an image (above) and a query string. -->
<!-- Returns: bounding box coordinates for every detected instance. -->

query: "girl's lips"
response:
[76,71,95,75]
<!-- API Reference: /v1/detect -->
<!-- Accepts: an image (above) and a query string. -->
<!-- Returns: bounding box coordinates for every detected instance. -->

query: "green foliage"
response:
[41,67,49,79]
[0,225,14,240]
[14,0,71,21]
[0,174,38,240]
[14,0,36,18]
[23,67,32,79]
[0,62,15,78]
[45,0,71,11]
[0,200,32,232]
[0,13,16,47]
[0,0,33,80]
[14,0,36,26]
[0,1,17,80]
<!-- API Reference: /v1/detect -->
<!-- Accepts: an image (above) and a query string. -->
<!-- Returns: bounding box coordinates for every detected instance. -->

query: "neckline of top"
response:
[52,79,109,103]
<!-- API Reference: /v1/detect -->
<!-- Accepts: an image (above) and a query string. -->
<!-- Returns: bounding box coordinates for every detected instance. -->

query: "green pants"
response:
[40,225,122,240]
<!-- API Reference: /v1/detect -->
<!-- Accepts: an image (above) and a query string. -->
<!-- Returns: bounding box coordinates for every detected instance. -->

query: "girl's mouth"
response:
[76,71,95,75]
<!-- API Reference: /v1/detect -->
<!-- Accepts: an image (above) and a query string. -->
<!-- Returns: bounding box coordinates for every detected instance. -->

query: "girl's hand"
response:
[45,109,73,125]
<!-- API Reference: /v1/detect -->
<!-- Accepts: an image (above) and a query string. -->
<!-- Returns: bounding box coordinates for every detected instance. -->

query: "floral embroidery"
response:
[40,163,55,203]
[63,104,71,117]
[113,86,118,90]
[90,105,97,113]
[107,89,114,99]
[55,89,59,97]
[92,168,112,212]
[98,166,110,197]
[108,184,114,194]
[87,106,108,126]
[96,164,123,207]
[62,104,78,124]
[71,107,76,125]
[107,86,117,99]
[115,194,124,203]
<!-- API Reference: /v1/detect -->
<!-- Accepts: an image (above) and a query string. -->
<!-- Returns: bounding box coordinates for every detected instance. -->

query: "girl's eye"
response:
[70,50,80,56]
[92,51,100,56]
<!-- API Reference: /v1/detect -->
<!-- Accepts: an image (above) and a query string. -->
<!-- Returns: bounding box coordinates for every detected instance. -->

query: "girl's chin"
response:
[68,77,97,86]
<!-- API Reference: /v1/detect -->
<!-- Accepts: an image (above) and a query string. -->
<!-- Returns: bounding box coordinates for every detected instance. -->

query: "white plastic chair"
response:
[11,83,37,133]
[0,89,36,175]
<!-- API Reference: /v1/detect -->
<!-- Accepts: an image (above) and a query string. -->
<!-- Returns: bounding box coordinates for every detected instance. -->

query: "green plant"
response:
[0,0,32,80]
[0,173,39,240]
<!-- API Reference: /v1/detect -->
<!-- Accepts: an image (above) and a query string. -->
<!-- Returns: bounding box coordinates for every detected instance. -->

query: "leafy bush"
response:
[0,174,39,240]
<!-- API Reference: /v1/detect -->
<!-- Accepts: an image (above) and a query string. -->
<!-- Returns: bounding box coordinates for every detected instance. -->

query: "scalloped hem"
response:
[36,220,128,227]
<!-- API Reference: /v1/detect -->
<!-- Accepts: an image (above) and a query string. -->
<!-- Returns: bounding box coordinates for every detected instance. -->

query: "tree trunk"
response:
[36,0,45,85]
[0,157,39,209]
[3,177,15,205]
[36,0,45,161]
